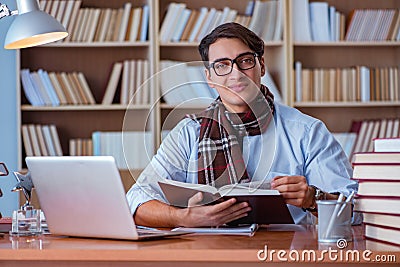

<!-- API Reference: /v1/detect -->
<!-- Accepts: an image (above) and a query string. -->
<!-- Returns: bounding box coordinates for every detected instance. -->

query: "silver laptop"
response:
[26,156,188,240]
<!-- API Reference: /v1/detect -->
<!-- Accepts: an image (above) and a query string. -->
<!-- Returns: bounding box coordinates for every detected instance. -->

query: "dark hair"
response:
[198,22,264,68]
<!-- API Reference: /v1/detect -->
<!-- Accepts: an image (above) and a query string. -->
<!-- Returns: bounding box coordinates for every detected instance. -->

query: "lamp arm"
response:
[0,3,18,19]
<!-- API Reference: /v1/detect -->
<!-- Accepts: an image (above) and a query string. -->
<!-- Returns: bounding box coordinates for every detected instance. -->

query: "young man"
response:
[126,23,357,227]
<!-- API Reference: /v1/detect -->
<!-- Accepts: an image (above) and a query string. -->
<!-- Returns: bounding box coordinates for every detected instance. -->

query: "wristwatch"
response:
[303,185,325,212]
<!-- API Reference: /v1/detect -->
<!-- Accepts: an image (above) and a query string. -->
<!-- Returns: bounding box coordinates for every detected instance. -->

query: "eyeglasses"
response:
[209,52,259,76]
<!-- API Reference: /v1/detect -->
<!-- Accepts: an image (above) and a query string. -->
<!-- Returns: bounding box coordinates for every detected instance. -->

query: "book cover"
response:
[102,62,123,105]
[374,137,400,152]
[158,179,294,225]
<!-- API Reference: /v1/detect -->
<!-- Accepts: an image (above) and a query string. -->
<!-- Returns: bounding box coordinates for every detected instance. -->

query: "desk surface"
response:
[0,225,399,267]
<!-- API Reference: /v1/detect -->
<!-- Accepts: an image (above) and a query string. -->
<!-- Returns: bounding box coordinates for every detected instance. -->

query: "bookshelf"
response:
[18,0,400,173]
[19,0,156,173]
[289,0,400,132]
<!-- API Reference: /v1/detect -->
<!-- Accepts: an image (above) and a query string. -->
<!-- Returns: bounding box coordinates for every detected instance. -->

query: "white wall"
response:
[0,0,19,216]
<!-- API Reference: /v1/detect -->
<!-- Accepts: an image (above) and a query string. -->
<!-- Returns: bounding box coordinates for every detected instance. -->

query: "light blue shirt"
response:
[126,102,358,224]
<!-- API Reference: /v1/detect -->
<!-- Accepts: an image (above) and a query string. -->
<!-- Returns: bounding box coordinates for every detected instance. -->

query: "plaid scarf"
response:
[187,85,274,188]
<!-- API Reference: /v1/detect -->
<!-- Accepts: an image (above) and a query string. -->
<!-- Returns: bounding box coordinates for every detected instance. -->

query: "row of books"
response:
[352,138,400,248]
[294,63,400,102]
[292,0,345,42]
[102,60,150,105]
[159,0,282,43]
[39,1,149,43]
[69,138,93,156]
[350,118,400,162]
[331,118,400,162]
[292,0,400,42]
[345,9,400,42]
[159,60,282,106]
[21,69,95,106]
[92,131,153,170]
[21,124,63,157]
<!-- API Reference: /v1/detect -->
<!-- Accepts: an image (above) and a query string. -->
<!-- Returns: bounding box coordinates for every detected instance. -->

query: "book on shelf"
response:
[21,124,63,157]
[332,132,357,158]
[101,59,150,105]
[118,2,132,42]
[349,119,400,161]
[60,0,74,29]
[293,65,400,103]
[159,60,215,106]
[172,223,259,236]
[309,2,330,42]
[139,5,149,41]
[92,131,153,169]
[158,179,294,225]
[102,62,123,105]
[21,68,95,106]
[345,9,400,41]
[127,7,142,41]
[21,125,34,157]
[69,138,93,156]
[64,0,82,42]
[364,223,400,246]
[291,0,312,42]
[20,69,44,106]
[60,2,150,43]
[374,138,400,152]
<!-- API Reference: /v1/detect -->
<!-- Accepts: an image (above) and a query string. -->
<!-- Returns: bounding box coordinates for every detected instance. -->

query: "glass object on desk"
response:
[317,200,352,243]
[10,234,43,249]
[11,205,42,236]
[10,171,42,236]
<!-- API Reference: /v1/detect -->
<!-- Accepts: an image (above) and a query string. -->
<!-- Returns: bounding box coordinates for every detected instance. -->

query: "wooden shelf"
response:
[21,104,152,111]
[41,41,150,48]
[294,41,400,47]
[295,102,400,108]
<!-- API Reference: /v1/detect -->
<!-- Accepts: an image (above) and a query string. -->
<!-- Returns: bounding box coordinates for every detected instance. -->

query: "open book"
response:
[158,179,294,225]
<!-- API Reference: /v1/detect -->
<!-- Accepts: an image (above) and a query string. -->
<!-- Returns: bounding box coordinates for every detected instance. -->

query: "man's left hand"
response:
[271,175,313,208]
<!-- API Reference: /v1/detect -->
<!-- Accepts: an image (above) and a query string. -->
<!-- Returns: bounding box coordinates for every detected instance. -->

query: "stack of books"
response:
[353,137,400,249]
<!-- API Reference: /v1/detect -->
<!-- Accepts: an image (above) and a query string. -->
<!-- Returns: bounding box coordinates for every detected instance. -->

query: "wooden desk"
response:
[0,225,398,267]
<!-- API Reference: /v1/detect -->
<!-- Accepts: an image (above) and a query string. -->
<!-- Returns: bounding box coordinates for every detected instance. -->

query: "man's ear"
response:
[205,68,214,88]
[259,56,266,77]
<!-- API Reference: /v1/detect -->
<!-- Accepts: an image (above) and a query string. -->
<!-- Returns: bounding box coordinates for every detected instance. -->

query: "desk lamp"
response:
[0,0,68,49]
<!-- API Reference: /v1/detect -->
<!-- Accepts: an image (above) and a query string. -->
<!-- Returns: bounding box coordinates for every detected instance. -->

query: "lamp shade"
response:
[4,0,68,49]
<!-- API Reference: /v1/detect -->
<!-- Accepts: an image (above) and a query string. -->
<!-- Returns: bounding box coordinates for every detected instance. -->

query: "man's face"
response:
[205,38,265,113]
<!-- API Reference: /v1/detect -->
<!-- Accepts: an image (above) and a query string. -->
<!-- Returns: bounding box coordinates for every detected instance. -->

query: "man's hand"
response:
[271,176,313,208]
[178,192,251,227]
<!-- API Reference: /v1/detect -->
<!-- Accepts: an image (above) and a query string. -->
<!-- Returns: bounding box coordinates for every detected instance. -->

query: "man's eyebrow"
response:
[211,51,254,63]
[211,57,231,63]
